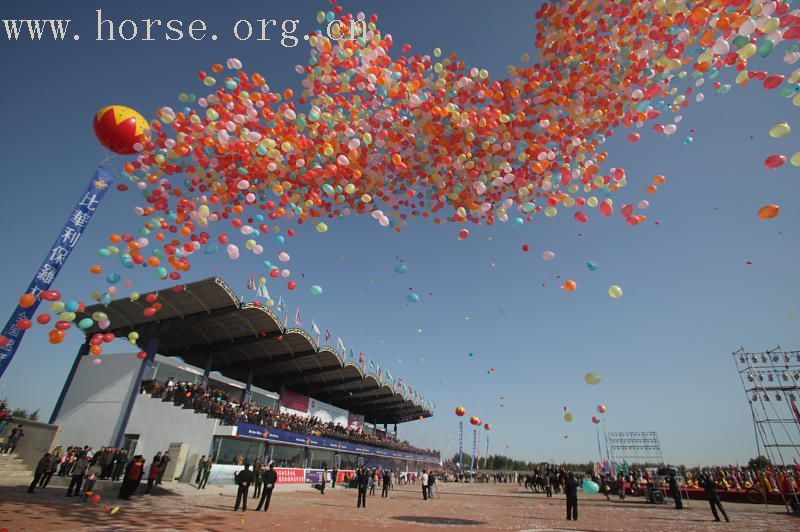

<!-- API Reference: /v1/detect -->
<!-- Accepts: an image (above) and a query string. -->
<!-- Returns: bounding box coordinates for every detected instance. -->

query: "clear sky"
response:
[0,0,798,466]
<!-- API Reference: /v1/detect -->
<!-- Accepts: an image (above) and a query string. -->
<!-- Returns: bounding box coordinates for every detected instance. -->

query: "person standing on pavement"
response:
[381,469,391,498]
[703,475,730,523]
[66,452,88,497]
[565,473,579,521]
[320,465,327,495]
[421,470,429,500]
[27,453,52,493]
[252,458,263,500]
[356,466,369,508]
[198,458,212,489]
[331,467,338,489]
[669,475,683,510]
[255,462,278,512]
[145,459,160,494]
[80,459,102,502]
[233,463,254,512]
[195,455,207,484]
[157,451,171,484]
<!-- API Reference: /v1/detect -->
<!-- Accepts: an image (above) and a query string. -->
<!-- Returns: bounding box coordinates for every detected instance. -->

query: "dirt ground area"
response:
[0,479,796,531]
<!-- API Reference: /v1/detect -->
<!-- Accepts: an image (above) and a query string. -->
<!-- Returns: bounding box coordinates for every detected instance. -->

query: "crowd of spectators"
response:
[142,378,440,459]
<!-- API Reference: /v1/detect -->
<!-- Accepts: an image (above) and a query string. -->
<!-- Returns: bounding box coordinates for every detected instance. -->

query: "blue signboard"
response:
[0,166,116,378]
[236,422,439,464]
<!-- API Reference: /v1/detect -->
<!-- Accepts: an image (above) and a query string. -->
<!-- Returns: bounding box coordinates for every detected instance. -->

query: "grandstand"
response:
[48,277,438,484]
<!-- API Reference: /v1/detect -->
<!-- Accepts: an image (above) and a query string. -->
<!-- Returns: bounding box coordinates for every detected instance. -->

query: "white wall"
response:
[53,353,141,448]
[126,394,219,482]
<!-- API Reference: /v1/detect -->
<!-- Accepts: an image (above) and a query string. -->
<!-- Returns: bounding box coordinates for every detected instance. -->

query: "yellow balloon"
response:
[608,285,623,299]
[564,412,574,422]
[769,122,791,138]
[51,301,65,312]
[316,222,328,233]
[791,151,800,167]
[585,372,602,385]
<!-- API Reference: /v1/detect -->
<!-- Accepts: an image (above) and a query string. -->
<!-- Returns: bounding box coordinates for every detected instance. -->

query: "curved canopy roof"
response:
[79,277,432,424]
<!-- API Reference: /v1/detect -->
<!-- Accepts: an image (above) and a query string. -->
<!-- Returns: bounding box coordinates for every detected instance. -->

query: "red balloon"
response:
[17,319,33,331]
[521,244,530,252]
[484,423,492,430]
[103,333,115,343]
[36,314,52,325]
[0,335,9,347]
[145,293,158,303]
[91,493,102,504]
[136,351,148,360]
[93,105,149,155]
[41,290,61,302]
[469,416,481,426]
[143,307,157,318]
[455,406,466,417]
[765,154,787,169]
[627,132,641,143]
[458,229,470,240]
[763,75,784,90]
[287,281,297,290]
[55,321,72,331]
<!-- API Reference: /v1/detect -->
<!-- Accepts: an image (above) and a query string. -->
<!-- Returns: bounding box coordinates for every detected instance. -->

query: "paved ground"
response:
[0,479,796,531]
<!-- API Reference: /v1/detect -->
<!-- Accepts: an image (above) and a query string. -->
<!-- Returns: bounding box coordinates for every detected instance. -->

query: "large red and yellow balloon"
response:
[93,105,149,155]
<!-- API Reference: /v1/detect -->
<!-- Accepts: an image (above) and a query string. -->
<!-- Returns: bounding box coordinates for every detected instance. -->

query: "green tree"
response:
[748,456,771,469]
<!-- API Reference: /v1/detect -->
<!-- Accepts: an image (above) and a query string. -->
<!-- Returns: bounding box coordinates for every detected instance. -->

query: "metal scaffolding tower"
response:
[733,346,800,513]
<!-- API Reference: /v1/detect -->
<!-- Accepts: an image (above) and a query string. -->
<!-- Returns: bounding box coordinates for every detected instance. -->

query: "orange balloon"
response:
[91,345,103,355]
[564,280,577,292]
[90,265,103,275]
[19,293,36,308]
[757,205,780,220]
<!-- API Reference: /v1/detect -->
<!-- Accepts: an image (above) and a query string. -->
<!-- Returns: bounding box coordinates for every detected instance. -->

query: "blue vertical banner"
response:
[471,428,477,471]
[458,421,463,468]
[0,166,116,379]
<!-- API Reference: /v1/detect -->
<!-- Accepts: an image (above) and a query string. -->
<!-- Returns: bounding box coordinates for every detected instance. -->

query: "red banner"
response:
[275,468,306,484]
[279,388,309,413]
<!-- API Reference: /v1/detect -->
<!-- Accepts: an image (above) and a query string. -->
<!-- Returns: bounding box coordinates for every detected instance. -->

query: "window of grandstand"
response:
[336,452,359,470]
[270,443,305,468]
[150,362,203,385]
[214,437,264,465]
[309,449,334,469]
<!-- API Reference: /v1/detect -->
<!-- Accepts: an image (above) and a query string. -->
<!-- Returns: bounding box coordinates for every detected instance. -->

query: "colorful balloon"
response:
[585,372,602,385]
[757,205,780,220]
[608,285,623,299]
[93,105,149,155]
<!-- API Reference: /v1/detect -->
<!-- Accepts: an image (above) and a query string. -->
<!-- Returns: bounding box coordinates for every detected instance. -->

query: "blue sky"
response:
[0,0,798,466]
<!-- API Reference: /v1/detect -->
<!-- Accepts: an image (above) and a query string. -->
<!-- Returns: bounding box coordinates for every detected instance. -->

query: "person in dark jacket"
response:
[565,474,579,521]
[234,464,254,511]
[66,453,88,497]
[356,466,369,508]
[331,467,338,488]
[668,475,683,509]
[196,455,207,484]
[320,466,327,495]
[252,458,263,499]
[157,451,170,484]
[2,425,24,454]
[111,449,128,481]
[703,476,730,522]
[198,459,212,489]
[39,453,58,489]
[118,455,145,499]
[28,453,52,493]
[382,469,391,498]
[255,462,278,511]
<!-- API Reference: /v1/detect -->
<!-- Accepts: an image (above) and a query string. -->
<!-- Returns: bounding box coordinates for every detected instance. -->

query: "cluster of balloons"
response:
[85,0,799,302]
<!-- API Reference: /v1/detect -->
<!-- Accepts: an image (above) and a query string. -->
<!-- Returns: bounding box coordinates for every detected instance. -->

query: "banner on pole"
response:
[0,166,116,378]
